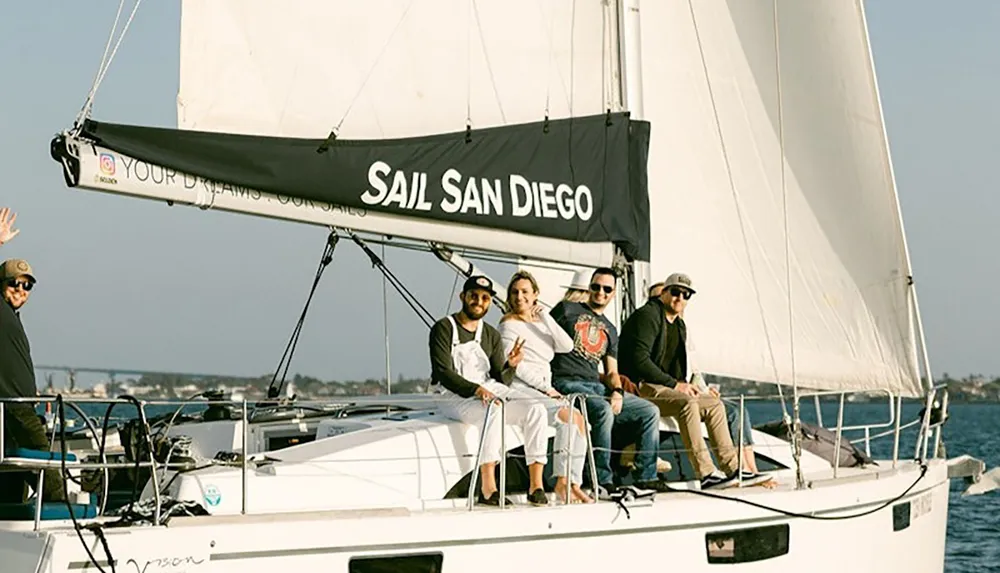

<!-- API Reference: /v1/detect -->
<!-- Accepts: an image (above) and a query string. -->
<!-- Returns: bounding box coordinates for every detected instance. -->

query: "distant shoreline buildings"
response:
[38,369,1000,404]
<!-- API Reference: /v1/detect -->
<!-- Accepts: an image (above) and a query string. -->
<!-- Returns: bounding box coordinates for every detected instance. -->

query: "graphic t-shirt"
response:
[549,301,618,383]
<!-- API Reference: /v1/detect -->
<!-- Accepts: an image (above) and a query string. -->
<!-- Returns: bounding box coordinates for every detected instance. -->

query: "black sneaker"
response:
[596,483,620,501]
[527,489,549,506]
[477,491,513,507]
[700,471,737,490]
[635,479,674,494]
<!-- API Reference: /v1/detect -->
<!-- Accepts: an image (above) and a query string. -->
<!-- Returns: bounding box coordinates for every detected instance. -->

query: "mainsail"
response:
[54,0,641,267]
[637,0,924,397]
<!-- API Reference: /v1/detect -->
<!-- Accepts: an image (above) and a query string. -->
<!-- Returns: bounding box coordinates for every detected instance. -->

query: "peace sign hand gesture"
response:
[0,208,20,246]
[507,337,526,368]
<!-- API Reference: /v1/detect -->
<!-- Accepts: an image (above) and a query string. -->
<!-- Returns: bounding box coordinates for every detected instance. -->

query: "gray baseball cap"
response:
[663,272,694,294]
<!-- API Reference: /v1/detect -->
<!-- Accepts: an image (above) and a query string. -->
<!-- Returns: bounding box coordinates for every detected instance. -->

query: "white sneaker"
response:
[656,457,673,474]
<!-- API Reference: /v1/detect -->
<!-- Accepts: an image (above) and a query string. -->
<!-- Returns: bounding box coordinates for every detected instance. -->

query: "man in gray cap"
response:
[619,273,769,489]
[0,210,66,503]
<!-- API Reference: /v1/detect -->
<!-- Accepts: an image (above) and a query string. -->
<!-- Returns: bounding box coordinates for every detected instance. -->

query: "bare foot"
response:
[571,484,594,504]
[757,478,778,489]
[554,483,573,504]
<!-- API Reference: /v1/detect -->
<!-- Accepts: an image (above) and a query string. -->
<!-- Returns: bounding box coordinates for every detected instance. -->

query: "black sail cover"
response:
[76,113,651,261]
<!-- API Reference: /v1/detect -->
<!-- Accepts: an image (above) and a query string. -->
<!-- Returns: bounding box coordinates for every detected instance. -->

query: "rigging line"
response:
[771,0,802,487]
[535,2,572,117]
[564,0,579,188]
[471,0,506,124]
[378,265,435,328]
[444,248,466,315]
[266,232,339,399]
[773,0,794,415]
[666,463,928,522]
[334,0,415,133]
[686,0,788,415]
[569,0,577,116]
[350,233,435,328]
[543,3,552,117]
[602,0,616,112]
[75,0,143,128]
[355,236,534,268]
[381,243,392,395]
[75,0,125,125]
[466,0,472,126]
[601,1,608,112]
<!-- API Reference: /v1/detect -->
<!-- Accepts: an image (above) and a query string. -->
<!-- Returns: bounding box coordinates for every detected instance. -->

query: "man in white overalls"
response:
[429,275,550,506]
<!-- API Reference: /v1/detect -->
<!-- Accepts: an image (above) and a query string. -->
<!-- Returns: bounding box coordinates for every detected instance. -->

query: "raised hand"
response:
[530,301,544,320]
[0,208,20,246]
[507,337,526,367]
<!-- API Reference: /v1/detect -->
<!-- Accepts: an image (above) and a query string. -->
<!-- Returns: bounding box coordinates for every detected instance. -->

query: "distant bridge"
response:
[34,365,252,391]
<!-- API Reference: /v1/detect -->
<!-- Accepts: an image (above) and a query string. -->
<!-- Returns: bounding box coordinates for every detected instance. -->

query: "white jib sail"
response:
[636,0,923,397]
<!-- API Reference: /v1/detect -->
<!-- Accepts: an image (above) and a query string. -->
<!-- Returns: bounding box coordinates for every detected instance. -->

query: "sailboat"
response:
[1,1,994,572]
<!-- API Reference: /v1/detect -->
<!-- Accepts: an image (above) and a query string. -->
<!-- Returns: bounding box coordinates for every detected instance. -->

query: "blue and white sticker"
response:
[203,485,222,507]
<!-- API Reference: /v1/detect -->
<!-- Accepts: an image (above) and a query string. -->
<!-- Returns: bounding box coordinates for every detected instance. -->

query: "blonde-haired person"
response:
[499,271,593,503]
[561,268,592,303]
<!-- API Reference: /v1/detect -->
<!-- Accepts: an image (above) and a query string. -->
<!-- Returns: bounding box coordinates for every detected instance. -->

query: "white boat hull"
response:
[2,460,949,573]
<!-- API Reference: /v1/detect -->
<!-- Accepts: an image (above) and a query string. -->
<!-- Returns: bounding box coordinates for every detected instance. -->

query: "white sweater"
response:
[498,313,575,394]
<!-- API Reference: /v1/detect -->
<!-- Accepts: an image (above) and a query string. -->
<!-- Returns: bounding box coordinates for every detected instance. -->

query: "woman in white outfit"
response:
[429,275,551,506]
[499,271,594,504]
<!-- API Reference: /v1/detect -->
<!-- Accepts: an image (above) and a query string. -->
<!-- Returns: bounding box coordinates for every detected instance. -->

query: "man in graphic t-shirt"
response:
[550,268,668,496]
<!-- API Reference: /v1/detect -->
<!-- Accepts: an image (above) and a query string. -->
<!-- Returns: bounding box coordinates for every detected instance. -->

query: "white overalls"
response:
[437,316,548,466]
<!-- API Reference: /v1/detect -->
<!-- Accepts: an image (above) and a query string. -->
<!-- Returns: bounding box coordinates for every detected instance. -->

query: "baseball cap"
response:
[1,259,36,283]
[462,275,495,295]
[663,272,695,294]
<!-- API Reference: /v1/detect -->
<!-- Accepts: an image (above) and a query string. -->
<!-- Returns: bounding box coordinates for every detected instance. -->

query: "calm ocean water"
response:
[72,399,998,571]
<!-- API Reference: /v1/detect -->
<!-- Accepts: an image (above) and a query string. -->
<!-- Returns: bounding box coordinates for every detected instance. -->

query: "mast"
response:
[617,0,649,317]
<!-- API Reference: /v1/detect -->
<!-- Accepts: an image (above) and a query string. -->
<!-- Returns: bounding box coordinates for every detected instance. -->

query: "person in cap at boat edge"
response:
[498,270,594,504]
[648,278,763,478]
[647,281,665,301]
[428,274,551,506]
[560,268,592,304]
[549,267,673,498]
[0,207,67,503]
[618,272,771,489]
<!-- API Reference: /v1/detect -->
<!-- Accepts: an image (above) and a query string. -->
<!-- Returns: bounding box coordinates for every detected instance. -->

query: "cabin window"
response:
[348,552,443,573]
[705,524,789,564]
[892,501,911,531]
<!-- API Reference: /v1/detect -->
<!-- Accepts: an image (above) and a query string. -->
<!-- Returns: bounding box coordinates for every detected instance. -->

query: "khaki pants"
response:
[638,382,739,478]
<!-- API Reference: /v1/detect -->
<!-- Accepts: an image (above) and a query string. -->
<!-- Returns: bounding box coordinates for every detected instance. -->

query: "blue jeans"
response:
[552,378,661,485]
[724,398,754,446]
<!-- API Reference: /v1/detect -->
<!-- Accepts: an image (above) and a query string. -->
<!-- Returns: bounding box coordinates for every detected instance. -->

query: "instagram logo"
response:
[99,153,116,176]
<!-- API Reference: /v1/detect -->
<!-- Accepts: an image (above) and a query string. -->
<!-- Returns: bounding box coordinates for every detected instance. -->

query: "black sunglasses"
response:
[668,287,692,300]
[589,283,614,294]
[5,280,33,292]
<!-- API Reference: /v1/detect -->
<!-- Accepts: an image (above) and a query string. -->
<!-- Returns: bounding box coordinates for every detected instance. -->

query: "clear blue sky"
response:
[0,2,996,386]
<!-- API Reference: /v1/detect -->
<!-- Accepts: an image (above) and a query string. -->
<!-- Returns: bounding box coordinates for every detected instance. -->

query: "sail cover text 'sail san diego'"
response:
[76,114,651,260]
